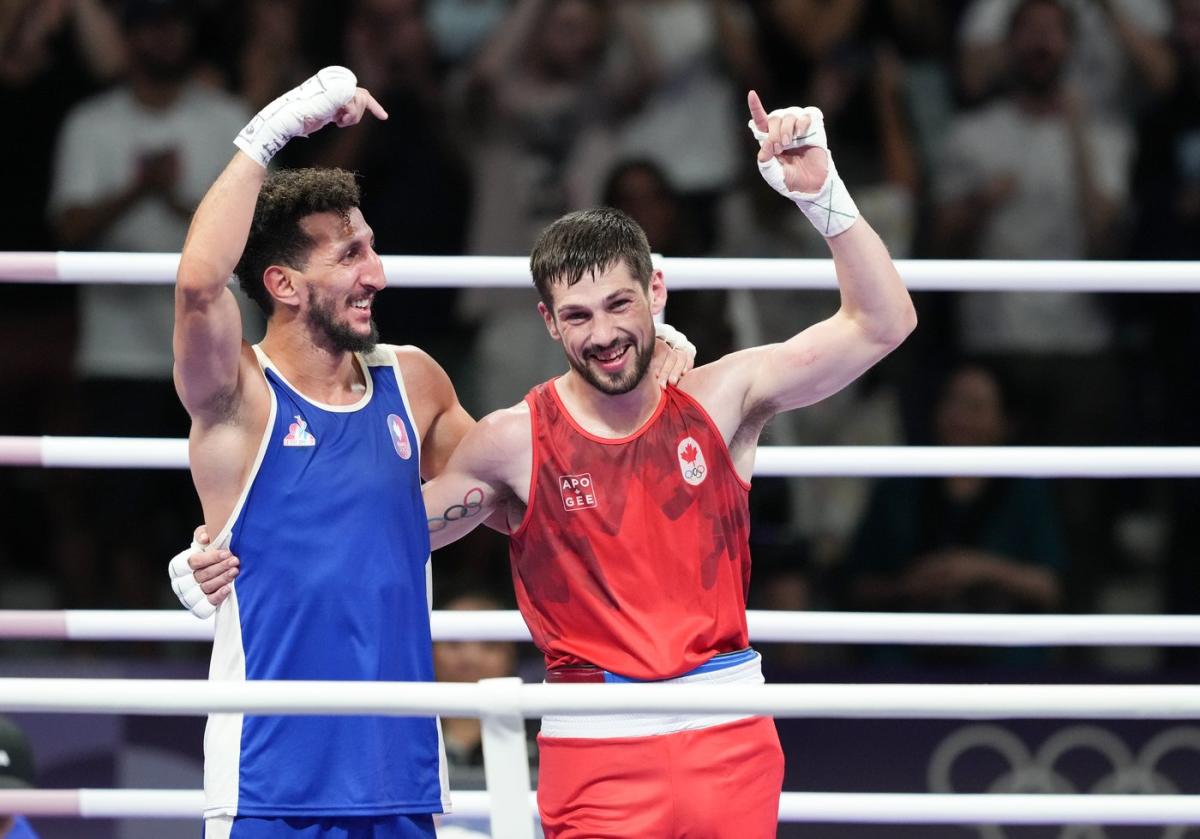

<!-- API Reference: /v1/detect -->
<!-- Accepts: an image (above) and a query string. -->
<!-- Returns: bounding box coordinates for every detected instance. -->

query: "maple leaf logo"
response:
[680,442,699,464]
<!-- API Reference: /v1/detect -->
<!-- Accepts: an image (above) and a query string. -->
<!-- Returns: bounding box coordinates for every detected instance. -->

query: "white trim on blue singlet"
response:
[201,350,279,818]
[253,344,374,413]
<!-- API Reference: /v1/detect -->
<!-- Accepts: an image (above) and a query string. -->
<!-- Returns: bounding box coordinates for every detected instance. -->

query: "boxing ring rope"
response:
[4,789,1200,826]
[6,677,1200,719]
[1,251,1199,291]
[4,677,1200,831]
[6,436,1200,476]
[7,608,1200,646]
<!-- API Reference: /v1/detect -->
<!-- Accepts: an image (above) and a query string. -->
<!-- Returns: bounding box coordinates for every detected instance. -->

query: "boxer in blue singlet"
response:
[172,68,458,839]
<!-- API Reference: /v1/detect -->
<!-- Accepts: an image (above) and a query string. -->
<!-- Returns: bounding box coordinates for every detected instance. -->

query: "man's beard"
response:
[307,295,379,354]
[568,338,653,395]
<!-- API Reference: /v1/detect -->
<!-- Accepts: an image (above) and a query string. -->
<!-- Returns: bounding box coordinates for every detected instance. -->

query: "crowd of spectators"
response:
[1,0,1198,673]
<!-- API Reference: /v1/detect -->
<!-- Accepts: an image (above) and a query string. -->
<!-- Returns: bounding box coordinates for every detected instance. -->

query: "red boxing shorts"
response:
[537,715,783,838]
[536,649,783,837]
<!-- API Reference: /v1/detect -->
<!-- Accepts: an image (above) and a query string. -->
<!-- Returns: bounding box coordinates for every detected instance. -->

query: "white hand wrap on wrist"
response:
[168,541,217,619]
[234,66,358,168]
[654,322,696,357]
[747,106,860,237]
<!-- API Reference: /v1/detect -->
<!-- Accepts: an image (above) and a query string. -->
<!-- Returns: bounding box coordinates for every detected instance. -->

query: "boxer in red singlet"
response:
[422,92,917,838]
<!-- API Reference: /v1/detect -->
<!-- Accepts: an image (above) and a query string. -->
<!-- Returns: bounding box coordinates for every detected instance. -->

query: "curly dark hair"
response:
[529,207,653,308]
[234,168,362,316]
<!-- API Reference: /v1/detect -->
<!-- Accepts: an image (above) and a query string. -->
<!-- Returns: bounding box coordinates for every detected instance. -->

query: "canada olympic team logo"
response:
[387,413,412,459]
[677,436,707,486]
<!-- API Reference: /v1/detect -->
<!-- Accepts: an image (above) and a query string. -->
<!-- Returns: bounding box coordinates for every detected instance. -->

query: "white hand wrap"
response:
[654,322,696,357]
[234,66,358,168]
[747,106,860,237]
[168,541,217,619]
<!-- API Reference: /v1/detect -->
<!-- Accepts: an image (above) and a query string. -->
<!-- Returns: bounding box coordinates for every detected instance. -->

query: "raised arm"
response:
[172,67,385,421]
[747,93,913,408]
[692,93,915,448]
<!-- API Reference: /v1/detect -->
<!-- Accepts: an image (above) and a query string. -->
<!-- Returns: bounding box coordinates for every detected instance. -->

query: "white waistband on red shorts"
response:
[539,649,765,739]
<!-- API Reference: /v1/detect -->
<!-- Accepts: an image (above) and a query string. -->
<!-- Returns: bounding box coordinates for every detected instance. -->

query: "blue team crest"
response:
[282,415,316,447]
[387,413,412,459]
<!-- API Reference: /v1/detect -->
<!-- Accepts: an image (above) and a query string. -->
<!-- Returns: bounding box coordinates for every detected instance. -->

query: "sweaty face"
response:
[297,208,385,354]
[546,262,659,396]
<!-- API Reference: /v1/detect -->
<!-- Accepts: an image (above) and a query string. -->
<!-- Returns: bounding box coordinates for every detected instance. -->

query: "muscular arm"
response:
[422,406,530,550]
[172,152,262,421]
[741,219,915,415]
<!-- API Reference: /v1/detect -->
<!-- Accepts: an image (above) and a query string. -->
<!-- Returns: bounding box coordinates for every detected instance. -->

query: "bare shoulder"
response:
[677,346,774,439]
[469,401,532,461]
[389,344,449,392]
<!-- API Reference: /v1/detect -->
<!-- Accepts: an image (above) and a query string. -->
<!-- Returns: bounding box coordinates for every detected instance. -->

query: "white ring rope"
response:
[3,789,1199,825]
[1,252,1198,292]
[5,436,1200,476]
[7,609,1200,646]
[1,678,1198,719]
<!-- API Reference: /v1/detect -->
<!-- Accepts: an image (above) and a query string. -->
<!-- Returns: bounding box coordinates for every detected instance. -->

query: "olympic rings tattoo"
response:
[428,486,486,532]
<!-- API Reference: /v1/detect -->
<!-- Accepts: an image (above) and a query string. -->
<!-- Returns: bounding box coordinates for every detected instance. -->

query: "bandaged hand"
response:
[746,91,859,238]
[167,526,238,619]
[234,66,386,168]
[653,322,696,387]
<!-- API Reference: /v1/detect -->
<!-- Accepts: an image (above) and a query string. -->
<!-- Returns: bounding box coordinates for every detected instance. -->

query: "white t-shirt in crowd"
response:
[49,81,249,380]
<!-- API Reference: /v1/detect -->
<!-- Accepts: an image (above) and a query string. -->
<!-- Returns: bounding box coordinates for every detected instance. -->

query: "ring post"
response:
[478,676,535,839]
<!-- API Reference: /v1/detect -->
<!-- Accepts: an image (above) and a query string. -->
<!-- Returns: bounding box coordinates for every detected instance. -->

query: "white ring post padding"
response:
[8,437,1200,476]
[3,789,1200,825]
[477,677,535,839]
[5,609,1200,646]
[3,678,1200,719]
[1,252,1199,292]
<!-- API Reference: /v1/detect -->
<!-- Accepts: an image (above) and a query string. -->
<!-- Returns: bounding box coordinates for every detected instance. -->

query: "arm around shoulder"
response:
[423,404,530,550]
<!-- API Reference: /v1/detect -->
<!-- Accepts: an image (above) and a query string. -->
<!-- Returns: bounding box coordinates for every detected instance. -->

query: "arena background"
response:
[2,0,1200,836]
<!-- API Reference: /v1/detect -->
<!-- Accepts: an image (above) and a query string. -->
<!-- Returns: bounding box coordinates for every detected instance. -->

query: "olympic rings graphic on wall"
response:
[928,724,1200,839]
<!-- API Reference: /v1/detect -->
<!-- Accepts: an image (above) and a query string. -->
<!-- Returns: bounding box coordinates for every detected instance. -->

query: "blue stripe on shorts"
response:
[228,814,436,839]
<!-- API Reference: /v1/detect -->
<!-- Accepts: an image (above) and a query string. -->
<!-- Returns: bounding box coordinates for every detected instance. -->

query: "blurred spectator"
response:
[313,0,473,373]
[0,1,127,607]
[0,0,124,252]
[840,363,1066,667]
[235,0,310,110]
[0,0,125,431]
[613,0,759,243]
[49,0,250,384]
[426,0,512,64]
[956,0,1174,113]
[0,716,39,838]
[932,0,1132,454]
[727,3,923,259]
[454,0,656,411]
[1132,0,1200,665]
[46,0,249,609]
[1132,0,1200,262]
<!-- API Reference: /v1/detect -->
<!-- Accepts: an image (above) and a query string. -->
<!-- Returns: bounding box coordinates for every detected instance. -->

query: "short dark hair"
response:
[234,168,362,316]
[529,207,654,308]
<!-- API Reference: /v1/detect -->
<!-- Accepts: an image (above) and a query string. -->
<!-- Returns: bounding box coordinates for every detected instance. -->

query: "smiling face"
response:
[540,260,665,395]
[287,208,385,353]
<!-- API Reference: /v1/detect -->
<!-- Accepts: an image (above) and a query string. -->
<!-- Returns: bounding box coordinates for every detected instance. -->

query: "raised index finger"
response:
[363,90,389,121]
[747,90,769,132]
